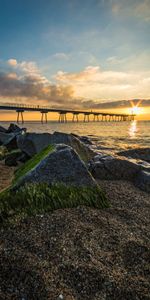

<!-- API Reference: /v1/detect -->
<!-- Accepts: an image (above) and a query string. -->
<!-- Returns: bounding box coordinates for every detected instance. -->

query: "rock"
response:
[0,132,18,150]
[17,133,53,157]
[117,148,150,163]
[57,295,64,300]
[135,170,150,193]
[5,150,27,166]
[0,125,7,133]
[69,133,92,145]
[17,131,95,161]
[15,144,97,188]
[51,132,94,161]
[7,123,26,134]
[80,136,93,145]
[136,160,150,172]
[89,154,141,181]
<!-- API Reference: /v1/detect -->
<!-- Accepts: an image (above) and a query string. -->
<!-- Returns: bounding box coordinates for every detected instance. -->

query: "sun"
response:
[131,106,141,115]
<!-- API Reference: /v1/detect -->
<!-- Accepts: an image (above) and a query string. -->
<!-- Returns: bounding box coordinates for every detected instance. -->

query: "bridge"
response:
[0,103,135,123]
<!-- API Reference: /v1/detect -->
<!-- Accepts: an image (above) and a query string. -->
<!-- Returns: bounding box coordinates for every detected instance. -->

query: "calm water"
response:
[1,120,150,153]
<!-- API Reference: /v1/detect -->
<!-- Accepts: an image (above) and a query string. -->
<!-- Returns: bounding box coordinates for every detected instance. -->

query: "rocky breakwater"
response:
[0,125,95,167]
[88,152,150,193]
[17,131,94,162]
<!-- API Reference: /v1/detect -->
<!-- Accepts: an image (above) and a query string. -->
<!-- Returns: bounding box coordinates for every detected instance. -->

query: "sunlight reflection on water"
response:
[129,120,138,138]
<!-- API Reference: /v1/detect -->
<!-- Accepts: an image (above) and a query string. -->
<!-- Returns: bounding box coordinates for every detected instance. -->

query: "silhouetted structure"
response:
[0,103,135,123]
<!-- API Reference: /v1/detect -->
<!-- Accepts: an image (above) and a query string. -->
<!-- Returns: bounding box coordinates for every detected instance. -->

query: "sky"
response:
[0,0,150,120]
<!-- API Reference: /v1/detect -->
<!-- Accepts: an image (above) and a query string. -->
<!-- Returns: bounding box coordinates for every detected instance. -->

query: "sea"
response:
[1,120,150,154]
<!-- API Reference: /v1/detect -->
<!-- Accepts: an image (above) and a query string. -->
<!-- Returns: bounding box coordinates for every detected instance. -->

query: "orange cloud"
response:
[55,66,150,100]
[7,59,17,66]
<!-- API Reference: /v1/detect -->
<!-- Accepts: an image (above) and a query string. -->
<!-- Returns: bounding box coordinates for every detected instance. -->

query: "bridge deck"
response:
[0,103,134,117]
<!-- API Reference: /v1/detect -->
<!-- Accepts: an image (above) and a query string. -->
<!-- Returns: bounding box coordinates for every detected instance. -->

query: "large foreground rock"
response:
[16,145,97,188]
[118,148,150,163]
[17,131,94,161]
[89,153,141,181]
[135,170,150,193]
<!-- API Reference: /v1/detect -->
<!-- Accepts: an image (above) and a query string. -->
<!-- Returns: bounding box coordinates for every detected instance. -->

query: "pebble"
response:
[58,294,64,300]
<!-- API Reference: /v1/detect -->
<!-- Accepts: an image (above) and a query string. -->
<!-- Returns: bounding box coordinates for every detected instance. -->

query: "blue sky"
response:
[0,0,150,108]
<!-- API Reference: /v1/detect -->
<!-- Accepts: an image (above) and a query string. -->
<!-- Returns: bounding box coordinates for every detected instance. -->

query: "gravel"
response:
[0,180,150,299]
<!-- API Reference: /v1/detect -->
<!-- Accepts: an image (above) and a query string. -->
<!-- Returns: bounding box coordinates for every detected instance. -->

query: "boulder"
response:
[0,132,18,150]
[5,150,29,166]
[7,123,26,134]
[15,144,97,188]
[51,132,94,161]
[17,132,95,161]
[135,170,150,193]
[80,136,93,145]
[117,148,150,163]
[88,154,141,181]
[17,133,53,157]
[0,125,7,133]
[72,134,93,145]
[5,150,22,166]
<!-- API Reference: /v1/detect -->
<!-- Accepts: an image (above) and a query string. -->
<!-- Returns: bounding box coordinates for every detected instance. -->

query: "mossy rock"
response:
[0,183,108,223]
[14,144,55,184]
[0,144,109,224]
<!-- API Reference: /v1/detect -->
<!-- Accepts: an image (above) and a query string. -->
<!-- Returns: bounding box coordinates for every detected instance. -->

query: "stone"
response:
[89,155,141,181]
[17,133,53,157]
[51,132,94,161]
[117,148,150,163]
[15,144,97,188]
[135,170,150,193]
[57,295,64,300]
[0,132,18,150]
[80,136,93,145]
[17,131,95,161]
[0,125,7,133]
[4,150,27,166]
[7,123,26,134]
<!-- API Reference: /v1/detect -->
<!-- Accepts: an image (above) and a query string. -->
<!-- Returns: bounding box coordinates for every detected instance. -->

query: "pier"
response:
[0,103,135,124]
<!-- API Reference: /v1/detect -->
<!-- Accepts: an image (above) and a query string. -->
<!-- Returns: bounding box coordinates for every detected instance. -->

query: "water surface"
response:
[1,120,150,153]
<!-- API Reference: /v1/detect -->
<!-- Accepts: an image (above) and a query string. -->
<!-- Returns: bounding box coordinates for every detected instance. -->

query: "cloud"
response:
[1,59,150,111]
[7,59,17,66]
[0,71,74,107]
[82,99,150,109]
[55,65,150,100]
[0,59,75,108]
[111,0,150,22]
[134,0,150,22]
[8,59,49,84]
